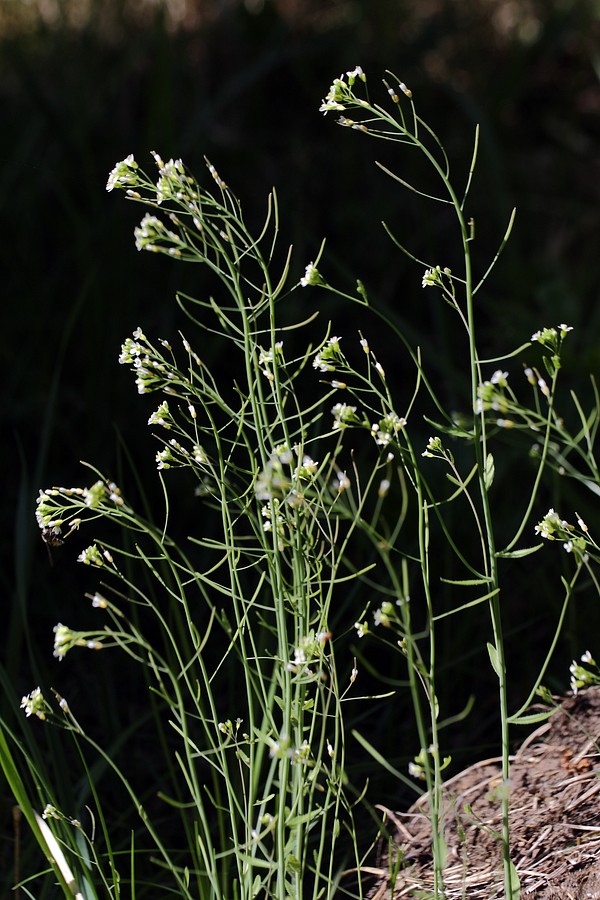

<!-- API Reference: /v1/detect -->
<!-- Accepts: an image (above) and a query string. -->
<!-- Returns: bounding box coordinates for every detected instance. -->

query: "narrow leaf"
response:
[487,642,501,676]
[496,544,542,559]
[484,452,495,490]
[508,710,554,726]
[508,859,521,899]
[440,577,492,586]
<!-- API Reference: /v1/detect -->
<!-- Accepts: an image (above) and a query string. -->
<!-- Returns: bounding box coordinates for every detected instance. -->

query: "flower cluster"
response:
[534,508,590,557]
[217,717,244,739]
[255,445,318,543]
[319,67,367,115]
[53,623,104,660]
[333,470,351,492]
[268,733,313,766]
[408,745,451,780]
[286,630,331,678]
[119,327,184,396]
[372,600,398,628]
[78,544,112,566]
[261,500,286,543]
[154,438,196,470]
[569,651,600,695]
[534,508,571,541]
[422,435,453,464]
[370,412,406,448]
[134,213,182,256]
[20,687,51,720]
[148,400,172,429]
[258,341,284,381]
[531,323,573,348]
[421,266,445,288]
[151,152,192,205]
[354,620,369,638]
[85,480,122,508]
[313,336,344,373]
[300,262,325,288]
[331,402,360,430]
[476,370,510,415]
[294,455,318,480]
[35,482,123,541]
[531,323,573,375]
[106,154,140,192]
[255,447,293,502]
[41,804,81,828]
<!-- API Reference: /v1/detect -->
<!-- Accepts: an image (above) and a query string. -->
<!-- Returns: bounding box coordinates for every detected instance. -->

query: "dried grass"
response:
[363,688,600,899]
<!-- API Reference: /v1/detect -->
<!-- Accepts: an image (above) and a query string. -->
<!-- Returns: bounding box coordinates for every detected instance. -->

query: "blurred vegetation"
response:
[2,0,600,892]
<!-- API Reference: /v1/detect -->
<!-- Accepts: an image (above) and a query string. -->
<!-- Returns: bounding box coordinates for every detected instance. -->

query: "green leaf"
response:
[484,452,495,490]
[507,710,554,726]
[433,587,499,620]
[507,859,521,899]
[496,544,543,559]
[487,642,501,676]
[440,576,492,586]
[286,854,301,874]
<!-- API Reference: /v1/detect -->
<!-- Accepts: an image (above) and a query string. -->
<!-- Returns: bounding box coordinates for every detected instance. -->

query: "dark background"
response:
[2,0,600,892]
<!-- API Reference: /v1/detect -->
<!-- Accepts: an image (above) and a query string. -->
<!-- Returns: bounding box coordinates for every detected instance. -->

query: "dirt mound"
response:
[366,688,600,899]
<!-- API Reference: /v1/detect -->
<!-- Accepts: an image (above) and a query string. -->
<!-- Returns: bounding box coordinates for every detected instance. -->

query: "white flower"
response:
[408,761,425,780]
[354,621,369,638]
[21,687,47,720]
[300,262,322,287]
[346,66,365,83]
[334,471,350,492]
[148,401,171,428]
[422,267,442,288]
[106,154,138,192]
[378,479,390,497]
